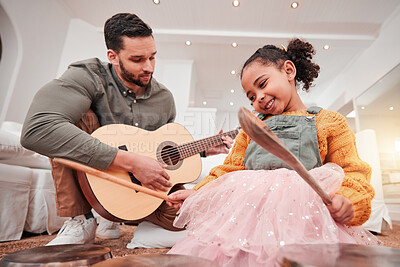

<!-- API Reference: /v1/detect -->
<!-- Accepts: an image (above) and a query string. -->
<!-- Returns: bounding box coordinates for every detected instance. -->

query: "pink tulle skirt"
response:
[168,163,380,266]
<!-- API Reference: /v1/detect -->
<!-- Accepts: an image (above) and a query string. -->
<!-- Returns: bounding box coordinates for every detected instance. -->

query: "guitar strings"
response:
[154,129,240,163]
[155,129,240,158]
[154,130,239,158]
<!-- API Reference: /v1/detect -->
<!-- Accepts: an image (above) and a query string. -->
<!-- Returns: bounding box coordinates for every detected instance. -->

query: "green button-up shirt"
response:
[21,58,176,170]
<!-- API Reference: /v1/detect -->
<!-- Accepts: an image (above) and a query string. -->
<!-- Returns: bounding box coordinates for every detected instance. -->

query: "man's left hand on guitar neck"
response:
[203,129,234,157]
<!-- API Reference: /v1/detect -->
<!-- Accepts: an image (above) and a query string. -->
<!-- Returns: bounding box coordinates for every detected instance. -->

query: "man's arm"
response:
[21,72,117,170]
[21,67,172,191]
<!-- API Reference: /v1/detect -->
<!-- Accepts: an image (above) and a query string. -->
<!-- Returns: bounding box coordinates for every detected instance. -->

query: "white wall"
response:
[359,114,400,170]
[0,0,71,124]
[216,111,241,132]
[0,3,21,125]
[154,59,224,139]
[154,59,193,118]
[318,5,400,111]
[57,19,107,77]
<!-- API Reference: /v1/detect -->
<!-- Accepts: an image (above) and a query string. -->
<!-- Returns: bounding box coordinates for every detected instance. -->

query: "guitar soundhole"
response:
[157,141,183,170]
[160,145,180,166]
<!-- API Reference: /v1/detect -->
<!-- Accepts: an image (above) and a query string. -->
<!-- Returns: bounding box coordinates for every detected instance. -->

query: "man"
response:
[21,13,232,245]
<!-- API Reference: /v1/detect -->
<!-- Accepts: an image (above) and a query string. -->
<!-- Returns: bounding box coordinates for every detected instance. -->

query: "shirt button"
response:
[134,123,139,126]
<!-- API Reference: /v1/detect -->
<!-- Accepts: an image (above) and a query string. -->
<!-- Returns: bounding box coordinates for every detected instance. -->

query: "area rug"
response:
[1,222,400,260]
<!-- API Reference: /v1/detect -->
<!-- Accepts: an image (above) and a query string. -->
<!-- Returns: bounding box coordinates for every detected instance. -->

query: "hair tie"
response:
[281,44,287,52]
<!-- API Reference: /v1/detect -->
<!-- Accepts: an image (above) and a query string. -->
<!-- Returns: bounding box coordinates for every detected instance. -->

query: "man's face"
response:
[112,36,156,88]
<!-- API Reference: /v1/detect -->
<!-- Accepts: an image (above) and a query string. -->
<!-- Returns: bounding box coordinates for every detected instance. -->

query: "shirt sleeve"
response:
[20,65,118,170]
[193,129,249,190]
[320,111,374,226]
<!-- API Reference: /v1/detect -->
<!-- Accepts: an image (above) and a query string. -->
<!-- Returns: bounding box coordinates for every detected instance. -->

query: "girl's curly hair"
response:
[241,38,320,91]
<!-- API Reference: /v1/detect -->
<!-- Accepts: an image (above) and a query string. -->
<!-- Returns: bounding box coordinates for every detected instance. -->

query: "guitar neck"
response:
[178,128,240,159]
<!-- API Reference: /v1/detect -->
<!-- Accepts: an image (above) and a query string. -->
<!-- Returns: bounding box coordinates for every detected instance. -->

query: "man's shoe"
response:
[96,216,121,239]
[46,216,96,246]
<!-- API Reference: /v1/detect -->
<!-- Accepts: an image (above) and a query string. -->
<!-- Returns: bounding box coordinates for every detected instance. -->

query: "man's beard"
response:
[120,60,152,87]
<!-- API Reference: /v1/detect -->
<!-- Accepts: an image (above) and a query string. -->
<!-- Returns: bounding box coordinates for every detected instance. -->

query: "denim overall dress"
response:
[244,107,323,171]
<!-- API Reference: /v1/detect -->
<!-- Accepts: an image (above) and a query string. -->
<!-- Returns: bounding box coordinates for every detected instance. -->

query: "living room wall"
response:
[0,0,71,124]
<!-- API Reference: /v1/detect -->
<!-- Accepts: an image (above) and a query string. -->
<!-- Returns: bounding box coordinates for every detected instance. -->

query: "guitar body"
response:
[77,123,202,222]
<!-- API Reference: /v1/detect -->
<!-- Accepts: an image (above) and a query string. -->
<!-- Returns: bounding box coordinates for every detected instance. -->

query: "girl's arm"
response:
[320,111,374,226]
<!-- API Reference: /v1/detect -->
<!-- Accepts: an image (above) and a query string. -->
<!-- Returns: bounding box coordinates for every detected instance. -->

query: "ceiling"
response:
[58,0,400,112]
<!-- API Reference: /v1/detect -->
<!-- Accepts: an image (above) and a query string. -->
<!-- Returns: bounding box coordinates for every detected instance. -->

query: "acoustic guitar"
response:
[77,123,240,222]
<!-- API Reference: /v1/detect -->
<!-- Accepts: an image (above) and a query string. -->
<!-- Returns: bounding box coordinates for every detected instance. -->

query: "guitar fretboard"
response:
[178,128,241,159]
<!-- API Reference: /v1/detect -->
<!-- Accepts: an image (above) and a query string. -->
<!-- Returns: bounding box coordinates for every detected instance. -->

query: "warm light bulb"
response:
[389,106,394,111]
[232,0,240,7]
[153,0,160,5]
[291,2,298,9]
[323,44,330,50]
[230,89,235,93]
[203,101,207,105]
[185,41,191,46]
[231,42,238,48]
[231,70,236,75]
[230,102,234,106]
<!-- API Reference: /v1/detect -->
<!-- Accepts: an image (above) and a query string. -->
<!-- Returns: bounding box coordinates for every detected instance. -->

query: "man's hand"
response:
[166,189,196,209]
[326,193,354,224]
[205,129,234,156]
[109,150,172,191]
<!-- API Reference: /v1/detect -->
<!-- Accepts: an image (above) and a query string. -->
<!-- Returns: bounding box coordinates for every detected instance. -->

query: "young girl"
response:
[167,38,380,266]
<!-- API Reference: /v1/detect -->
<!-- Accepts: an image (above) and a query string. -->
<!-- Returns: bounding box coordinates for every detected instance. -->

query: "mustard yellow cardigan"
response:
[194,109,374,226]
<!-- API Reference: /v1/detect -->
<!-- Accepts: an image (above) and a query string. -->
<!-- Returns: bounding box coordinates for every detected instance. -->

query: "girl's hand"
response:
[166,189,196,209]
[326,193,354,224]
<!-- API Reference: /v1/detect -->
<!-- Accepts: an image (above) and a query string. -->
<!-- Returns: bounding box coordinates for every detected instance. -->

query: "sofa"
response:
[355,129,392,232]
[0,121,67,242]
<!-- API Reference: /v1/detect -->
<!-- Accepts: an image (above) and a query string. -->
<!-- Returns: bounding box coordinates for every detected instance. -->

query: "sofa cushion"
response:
[0,121,51,169]
[126,221,188,249]
[0,163,32,241]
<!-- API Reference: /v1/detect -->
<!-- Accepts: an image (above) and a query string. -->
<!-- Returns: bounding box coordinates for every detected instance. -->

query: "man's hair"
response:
[104,13,153,53]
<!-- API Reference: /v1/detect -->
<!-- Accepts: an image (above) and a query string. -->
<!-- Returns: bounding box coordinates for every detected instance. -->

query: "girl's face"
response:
[241,60,302,115]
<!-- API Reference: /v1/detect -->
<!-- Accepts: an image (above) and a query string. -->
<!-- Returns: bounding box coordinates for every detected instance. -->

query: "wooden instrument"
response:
[54,158,178,204]
[0,244,112,266]
[92,254,220,267]
[238,106,332,205]
[277,243,400,266]
[73,123,239,222]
